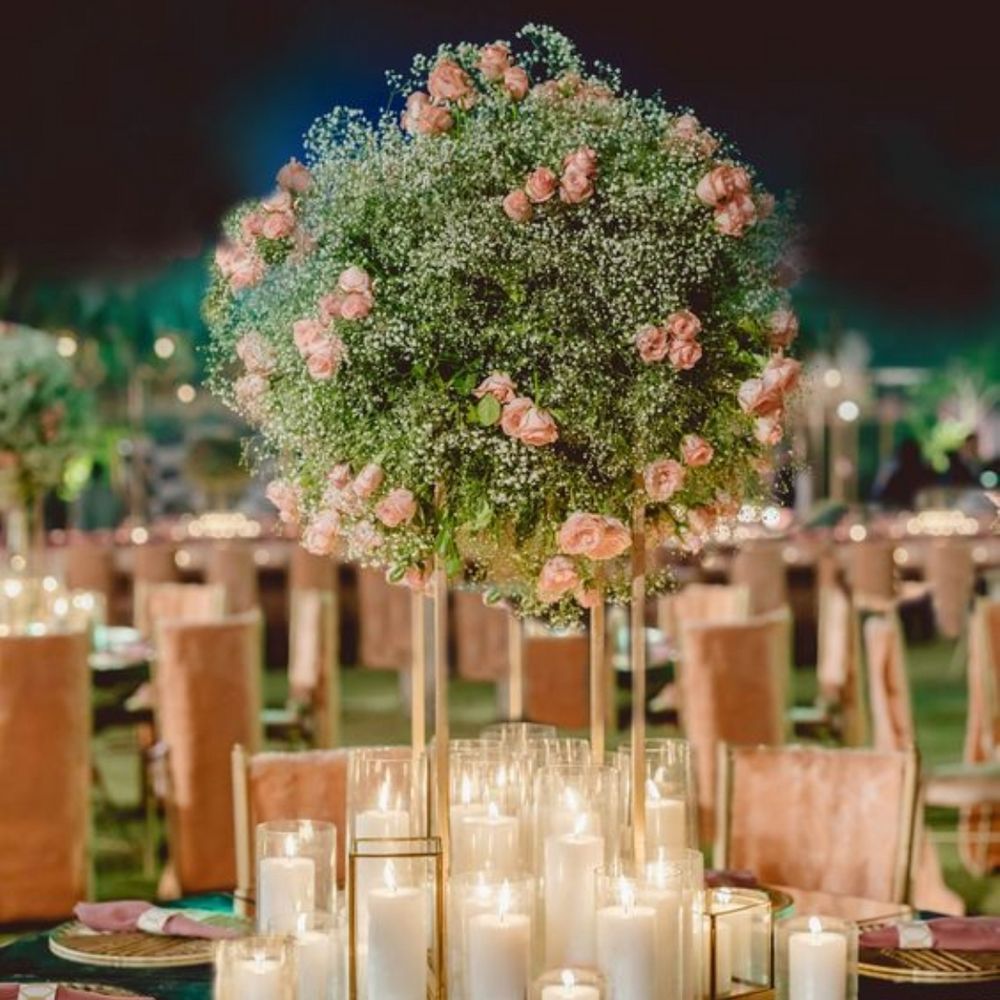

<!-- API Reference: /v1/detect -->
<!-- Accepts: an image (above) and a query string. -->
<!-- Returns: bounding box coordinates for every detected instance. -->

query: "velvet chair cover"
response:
[523,625,590,728]
[849,539,896,607]
[731,542,788,615]
[133,542,179,584]
[926,539,975,640]
[679,616,788,837]
[717,744,919,903]
[657,583,749,645]
[0,631,90,923]
[289,546,338,593]
[156,612,262,895]
[135,582,226,639]
[206,543,260,614]
[357,566,412,670]
[232,745,349,900]
[65,542,116,608]
[288,589,340,747]
[453,589,509,682]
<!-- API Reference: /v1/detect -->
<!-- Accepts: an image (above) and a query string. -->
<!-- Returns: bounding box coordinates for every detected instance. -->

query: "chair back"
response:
[135,582,226,638]
[523,624,589,728]
[357,567,412,669]
[232,744,350,905]
[849,539,896,607]
[289,546,338,593]
[657,583,749,645]
[156,612,263,894]
[133,542,179,584]
[0,631,91,923]
[816,584,868,746]
[206,543,260,614]
[453,590,510,682]
[288,588,340,747]
[731,543,788,615]
[926,539,975,640]
[716,744,919,903]
[65,541,116,608]
[864,613,914,752]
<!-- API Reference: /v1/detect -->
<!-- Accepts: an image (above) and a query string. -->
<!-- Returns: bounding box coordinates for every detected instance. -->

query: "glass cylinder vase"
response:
[531,968,607,999]
[214,935,297,1000]
[776,914,858,1000]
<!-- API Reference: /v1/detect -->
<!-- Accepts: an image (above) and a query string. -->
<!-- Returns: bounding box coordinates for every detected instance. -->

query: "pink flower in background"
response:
[266,480,300,525]
[338,266,373,296]
[478,43,511,81]
[517,404,559,446]
[665,309,701,342]
[334,266,374,320]
[261,190,293,214]
[428,59,474,105]
[714,194,757,237]
[574,586,602,609]
[755,415,784,445]
[559,168,594,204]
[306,336,345,380]
[589,517,632,559]
[401,564,433,593]
[686,506,718,536]
[667,339,702,370]
[768,308,799,349]
[502,190,533,222]
[352,463,385,499]
[401,91,430,134]
[669,114,719,155]
[563,147,598,179]
[696,165,751,207]
[303,511,341,556]
[241,212,264,240]
[681,434,714,466]
[340,292,373,321]
[293,318,328,357]
[557,512,606,556]
[525,167,559,203]
[328,463,352,490]
[763,355,801,395]
[636,324,669,363]
[262,211,295,240]
[351,520,384,553]
[277,158,313,194]
[474,372,517,404]
[500,397,533,438]
[737,377,782,417]
[236,332,276,375]
[235,374,268,419]
[402,92,454,135]
[537,556,581,603]
[318,293,343,324]
[644,458,686,501]
[503,66,530,101]
[225,245,265,291]
[375,488,418,528]
[326,486,362,516]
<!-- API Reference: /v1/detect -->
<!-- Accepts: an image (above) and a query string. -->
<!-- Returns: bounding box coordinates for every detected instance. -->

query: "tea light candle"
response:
[645,782,687,856]
[463,802,520,875]
[596,879,656,999]
[467,882,531,1000]
[788,917,847,1000]
[366,861,427,1000]
[233,950,286,1000]
[540,969,601,1000]
[258,836,316,934]
[544,817,604,966]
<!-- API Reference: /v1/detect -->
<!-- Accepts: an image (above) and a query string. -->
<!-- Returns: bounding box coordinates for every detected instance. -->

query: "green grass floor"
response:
[90,637,999,913]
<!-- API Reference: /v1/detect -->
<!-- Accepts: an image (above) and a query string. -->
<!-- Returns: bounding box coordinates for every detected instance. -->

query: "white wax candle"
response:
[544,831,604,967]
[296,928,333,1000]
[233,954,285,1000]
[463,807,520,876]
[647,886,682,1000]
[354,806,410,839]
[540,971,600,999]
[367,882,427,1000]
[596,899,657,999]
[788,925,847,1000]
[450,802,486,873]
[646,797,687,856]
[467,911,531,1000]
[258,855,315,934]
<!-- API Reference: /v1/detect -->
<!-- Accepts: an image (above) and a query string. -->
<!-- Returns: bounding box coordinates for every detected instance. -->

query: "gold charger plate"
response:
[858,947,1000,984]
[48,913,248,969]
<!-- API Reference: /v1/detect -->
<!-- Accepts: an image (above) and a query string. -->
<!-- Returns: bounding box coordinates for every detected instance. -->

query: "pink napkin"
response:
[861,917,1000,951]
[73,901,238,940]
[1,987,154,1000]
[705,869,758,888]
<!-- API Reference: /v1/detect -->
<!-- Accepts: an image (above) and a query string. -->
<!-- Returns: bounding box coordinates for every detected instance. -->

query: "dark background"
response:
[3,0,998,365]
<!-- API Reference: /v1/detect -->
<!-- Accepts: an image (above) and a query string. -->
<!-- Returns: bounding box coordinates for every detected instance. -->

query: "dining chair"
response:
[289,545,338,593]
[132,541,180,585]
[284,587,341,747]
[154,611,263,896]
[814,582,868,746]
[134,581,226,638]
[206,542,260,614]
[848,538,897,610]
[715,743,919,904]
[523,623,590,728]
[453,588,510,683]
[0,630,91,923]
[356,566,412,670]
[656,583,750,645]
[925,538,975,641]
[65,540,117,616]
[731,542,788,615]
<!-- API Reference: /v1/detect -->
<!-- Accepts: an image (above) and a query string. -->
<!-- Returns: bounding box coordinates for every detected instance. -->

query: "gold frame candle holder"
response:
[348,835,445,1000]
[214,935,297,1000]
[702,887,773,999]
[531,968,607,999]
[256,819,337,934]
[776,915,857,1000]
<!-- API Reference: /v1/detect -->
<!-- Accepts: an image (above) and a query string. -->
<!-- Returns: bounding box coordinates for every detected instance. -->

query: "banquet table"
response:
[0,895,994,999]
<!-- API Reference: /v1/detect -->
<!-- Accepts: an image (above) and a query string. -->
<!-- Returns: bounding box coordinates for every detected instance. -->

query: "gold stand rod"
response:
[630,497,647,870]
[589,597,606,764]
[410,588,426,758]
[507,612,524,720]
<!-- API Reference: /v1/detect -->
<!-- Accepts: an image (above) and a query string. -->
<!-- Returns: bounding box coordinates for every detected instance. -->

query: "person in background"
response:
[942,432,982,487]
[76,461,123,531]
[873,436,935,509]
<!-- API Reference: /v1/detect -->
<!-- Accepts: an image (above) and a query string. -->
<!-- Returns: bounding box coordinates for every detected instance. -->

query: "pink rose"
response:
[339,292,373,321]
[517,404,559,446]
[502,189,533,222]
[681,434,714,467]
[261,211,295,240]
[474,372,517,404]
[352,463,385,499]
[666,309,702,342]
[261,190,292,214]
[240,212,264,240]
[559,168,595,204]
[644,458,686,502]
[326,486,362,516]
[338,266,373,296]
[763,355,801,395]
[669,114,719,156]
[737,377,782,417]
[375,488,418,528]
[235,332,276,375]
[556,512,606,556]
[696,165,752,207]
[293,318,328,357]
[636,324,669,363]
[755,415,784,445]
[687,506,718,536]
[234,374,268,419]
[563,146,598,179]
[306,336,346,380]
[574,586,602,609]
[478,43,511,81]
[428,58,474,105]
[265,480,300,525]
[500,397,533,438]
[303,511,341,556]
[589,517,632,559]
[537,556,581,603]
[277,158,313,194]
[525,167,558,203]
[350,520,384,554]
[667,339,703,371]
[714,194,758,237]
[401,91,430,134]
[401,92,454,136]
[224,245,264,291]
[401,564,433,593]
[318,293,343,324]
[768,308,799,349]
[503,66,530,101]
[328,463,352,490]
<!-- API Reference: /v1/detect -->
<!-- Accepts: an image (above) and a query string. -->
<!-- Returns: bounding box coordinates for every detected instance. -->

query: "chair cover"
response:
[849,539,896,606]
[288,588,340,747]
[357,566,412,669]
[206,543,260,614]
[657,583,749,645]
[0,631,90,922]
[289,546,338,593]
[156,612,262,894]
[135,582,226,639]
[65,541,116,607]
[926,539,975,640]
[717,744,918,903]
[731,542,788,615]
[453,590,510,682]
[523,625,589,728]
[133,542,179,584]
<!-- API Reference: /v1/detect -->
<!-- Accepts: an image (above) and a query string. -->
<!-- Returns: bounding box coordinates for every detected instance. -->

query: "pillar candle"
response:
[544,828,604,967]
[258,855,315,934]
[788,921,847,1000]
[296,927,334,1000]
[596,890,656,999]
[451,802,487,873]
[467,910,531,1000]
[233,953,285,1000]
[647,885,682,1000]
[463,804,520,875]
[718,898,752,983]
[646,796,687,856]
[366,867,427,1000]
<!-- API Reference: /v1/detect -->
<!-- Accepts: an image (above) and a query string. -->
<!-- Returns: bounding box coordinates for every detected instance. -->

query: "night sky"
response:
[4,0,998,364]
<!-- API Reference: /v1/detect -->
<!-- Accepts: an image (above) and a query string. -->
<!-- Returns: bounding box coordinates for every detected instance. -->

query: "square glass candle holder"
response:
[348,836,445,1000]
[531,968,607,999]
[256,819,337,934]
[776,915,858,1000]
[701,888,774,998]
[214,935,297,1000]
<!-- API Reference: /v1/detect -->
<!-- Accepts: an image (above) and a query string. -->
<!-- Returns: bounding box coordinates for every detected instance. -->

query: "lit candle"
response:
[467,882,531,1000]
[644,878,682,1000]
[540,969,600,1000]
[463,802,520,876]
[645,781,687,856]
[366,861,427,1000]
[451,775,487,873]
[258,835,316,934]
[295,916,334,1000]
[717,890,752,983]
[788,917,847,1000]
[233,950,286,1000]
[596,878,656,999]
[353,781,411,927]
[544,815,604,966]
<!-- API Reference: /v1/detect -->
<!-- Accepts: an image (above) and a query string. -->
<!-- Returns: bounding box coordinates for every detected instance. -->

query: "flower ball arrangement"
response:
[206,25,801,624]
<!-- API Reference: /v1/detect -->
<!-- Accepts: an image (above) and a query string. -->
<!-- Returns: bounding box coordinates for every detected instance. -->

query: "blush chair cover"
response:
[289,546,338,593]
[0,631,91,923]
[523,624,589,728]
[657,583,750,646]
[453,589,509,682]
[731,542,788,615]
[65,542,116,609]
[849,539,896,608]
[155,612,263,894]
[206,543,260,614]
[135,582,226,639]
[926,539,975,640]
[133,543,179,585]
[288,588,340,747]
[816,584,870,747]
[232,745,349,899]
[357,566,412,670]
[717,744,919,903]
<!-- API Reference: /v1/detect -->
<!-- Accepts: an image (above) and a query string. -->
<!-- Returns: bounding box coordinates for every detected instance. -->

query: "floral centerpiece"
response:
[206,24,801,624]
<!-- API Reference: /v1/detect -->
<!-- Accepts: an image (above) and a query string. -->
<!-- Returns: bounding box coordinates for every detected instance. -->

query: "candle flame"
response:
[646,779,661,801]
[377,780,390,812]
[498,880,512,922]
[618,875,635,912]
[564,788,579,811]
[283,834,298,857]
[808,916,823,935]
[383,860,398,892]
[460,774,473,804]
[573,813,588,836]
[561,970,576,988]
